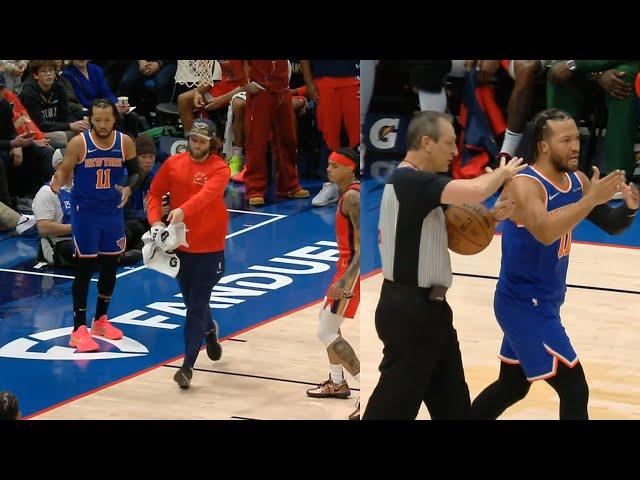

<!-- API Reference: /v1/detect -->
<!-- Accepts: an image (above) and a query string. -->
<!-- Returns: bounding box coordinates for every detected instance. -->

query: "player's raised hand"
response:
[115,185,132,208]
[587,167,626,205]
[492,156,527,181]
[620,182,639,210]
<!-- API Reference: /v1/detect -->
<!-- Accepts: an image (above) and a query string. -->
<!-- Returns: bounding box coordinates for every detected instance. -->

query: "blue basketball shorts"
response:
[71,205,125,257]
[494,290,578,382]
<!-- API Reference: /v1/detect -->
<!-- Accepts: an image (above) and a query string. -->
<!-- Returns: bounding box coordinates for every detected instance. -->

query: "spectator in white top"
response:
[32,148,74,265]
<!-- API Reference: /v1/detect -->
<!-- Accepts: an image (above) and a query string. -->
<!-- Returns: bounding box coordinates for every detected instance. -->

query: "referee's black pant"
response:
[363,280,471,420]
[176,250,225,368]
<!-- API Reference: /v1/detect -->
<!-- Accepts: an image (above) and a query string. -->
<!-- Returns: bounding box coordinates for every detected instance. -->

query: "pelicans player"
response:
[306,148,361,420]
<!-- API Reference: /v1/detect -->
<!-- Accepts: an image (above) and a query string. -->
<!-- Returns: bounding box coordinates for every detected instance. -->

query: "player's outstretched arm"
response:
[511,167,625,245]
[441,156,526,205]
[579,170,639,235]
[327,190,360,300]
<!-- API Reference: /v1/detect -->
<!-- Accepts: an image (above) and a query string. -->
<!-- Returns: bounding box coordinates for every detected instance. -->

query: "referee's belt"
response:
[384,280,448,302]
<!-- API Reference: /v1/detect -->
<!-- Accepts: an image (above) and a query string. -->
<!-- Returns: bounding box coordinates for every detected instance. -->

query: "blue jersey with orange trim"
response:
[497,165,584,304]
[58,187,72,224]
[73,130,126,212]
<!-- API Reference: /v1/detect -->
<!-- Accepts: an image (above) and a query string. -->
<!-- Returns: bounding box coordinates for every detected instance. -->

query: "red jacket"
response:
[2,89,45,140]
[148,151,230,253]
[246,60,290,93]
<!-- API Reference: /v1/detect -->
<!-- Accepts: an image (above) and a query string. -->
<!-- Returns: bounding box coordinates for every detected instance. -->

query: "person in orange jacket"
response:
[147,118,230,389]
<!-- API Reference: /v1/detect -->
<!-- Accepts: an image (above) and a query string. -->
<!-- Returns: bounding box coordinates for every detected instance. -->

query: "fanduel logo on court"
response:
[0,241,340,361]
[0,327,148,361]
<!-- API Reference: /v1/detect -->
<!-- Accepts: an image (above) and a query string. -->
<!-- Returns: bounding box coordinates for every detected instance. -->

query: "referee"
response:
[362,111,525,420]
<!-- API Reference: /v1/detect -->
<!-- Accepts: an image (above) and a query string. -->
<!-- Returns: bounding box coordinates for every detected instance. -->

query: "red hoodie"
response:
[2,89,45,140]
[147,151,230,253]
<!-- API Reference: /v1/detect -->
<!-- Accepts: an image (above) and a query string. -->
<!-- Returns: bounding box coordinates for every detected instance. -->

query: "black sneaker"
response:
[173,366,193,389]
[205,321,222,361]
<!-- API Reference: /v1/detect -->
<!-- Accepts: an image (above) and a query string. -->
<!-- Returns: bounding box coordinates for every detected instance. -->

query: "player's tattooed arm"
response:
[334,191,360,296]
[344,190,360,231]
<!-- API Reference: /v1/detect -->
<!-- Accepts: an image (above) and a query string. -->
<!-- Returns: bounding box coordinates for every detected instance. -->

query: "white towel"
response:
[142,233,180,278]
[149,222,189,252]
[142,222,189,278]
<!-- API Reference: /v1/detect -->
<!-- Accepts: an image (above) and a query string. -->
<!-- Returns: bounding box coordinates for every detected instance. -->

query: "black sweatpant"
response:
[363,280,471,420]
[125,217,150,250]
[176,250,225,368]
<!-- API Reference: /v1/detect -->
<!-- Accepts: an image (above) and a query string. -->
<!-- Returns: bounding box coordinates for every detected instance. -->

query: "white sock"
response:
[418,88,447,113]
[500,129,523,157]
[329,364,344,384]
[232,146,243,158]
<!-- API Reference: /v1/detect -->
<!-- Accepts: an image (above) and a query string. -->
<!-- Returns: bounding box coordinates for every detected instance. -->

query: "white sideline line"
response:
[116,210,286,278]
[2,209,288,281]
[225,215,286,240]
[114,265,147,278]
[227,209,285,218]
[0,268,98,282]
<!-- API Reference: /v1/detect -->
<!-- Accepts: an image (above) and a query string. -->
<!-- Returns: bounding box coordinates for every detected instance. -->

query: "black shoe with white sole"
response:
[205,321,222,361]
[174,366,193,389]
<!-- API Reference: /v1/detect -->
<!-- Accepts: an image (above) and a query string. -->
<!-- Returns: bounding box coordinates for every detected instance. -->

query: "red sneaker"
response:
[91,315,123,340]
[69,325,99,352]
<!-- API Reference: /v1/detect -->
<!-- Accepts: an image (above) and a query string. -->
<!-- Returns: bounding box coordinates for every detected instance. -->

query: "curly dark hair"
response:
[0,391,19,420]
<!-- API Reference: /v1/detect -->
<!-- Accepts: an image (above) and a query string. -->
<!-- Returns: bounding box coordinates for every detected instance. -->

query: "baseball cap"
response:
[187,119,216,141]
[52,148,65,168]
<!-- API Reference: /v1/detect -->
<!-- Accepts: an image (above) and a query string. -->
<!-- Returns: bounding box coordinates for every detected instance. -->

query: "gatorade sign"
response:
[363,114,411,153]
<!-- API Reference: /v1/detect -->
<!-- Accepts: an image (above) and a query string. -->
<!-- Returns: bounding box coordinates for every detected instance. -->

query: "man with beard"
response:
[471,108,638,420]
[50,98,140,352]
[147,119,230,389]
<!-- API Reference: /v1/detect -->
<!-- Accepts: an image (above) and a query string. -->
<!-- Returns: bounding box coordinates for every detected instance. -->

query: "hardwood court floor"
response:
[34,300,359,420]
[361,238,640,420]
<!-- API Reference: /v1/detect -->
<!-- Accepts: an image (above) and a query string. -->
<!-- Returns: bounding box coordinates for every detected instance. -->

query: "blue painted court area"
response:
[0,179,341,417]
[362,176,640,274]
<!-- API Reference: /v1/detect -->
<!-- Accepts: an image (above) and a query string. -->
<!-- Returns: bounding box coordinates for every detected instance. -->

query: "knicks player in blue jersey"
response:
[50,99,140,352]
[471,109,639,420]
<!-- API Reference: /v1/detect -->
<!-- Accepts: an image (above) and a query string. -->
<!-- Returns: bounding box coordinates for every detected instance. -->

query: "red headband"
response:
[329,151,356,169]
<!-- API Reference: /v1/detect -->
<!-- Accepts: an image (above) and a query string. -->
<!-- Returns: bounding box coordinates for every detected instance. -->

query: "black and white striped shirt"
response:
[378,167,453,288]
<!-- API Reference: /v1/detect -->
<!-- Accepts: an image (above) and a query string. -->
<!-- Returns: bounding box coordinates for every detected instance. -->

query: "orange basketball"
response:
[445,203,496,255]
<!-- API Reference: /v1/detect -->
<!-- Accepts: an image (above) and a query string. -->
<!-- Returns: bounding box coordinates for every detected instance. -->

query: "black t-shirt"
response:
[378,167,453,287]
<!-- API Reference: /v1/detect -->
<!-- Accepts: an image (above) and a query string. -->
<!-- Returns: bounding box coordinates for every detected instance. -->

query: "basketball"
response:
[445,203,496,255]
